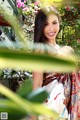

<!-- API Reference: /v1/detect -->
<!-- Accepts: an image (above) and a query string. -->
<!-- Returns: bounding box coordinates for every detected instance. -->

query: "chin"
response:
[47,35,57,40]
[48,37,56,40]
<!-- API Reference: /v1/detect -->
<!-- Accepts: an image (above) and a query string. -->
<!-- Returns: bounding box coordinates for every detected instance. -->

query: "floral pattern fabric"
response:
[70,72,80,120]
[42,72,80,120]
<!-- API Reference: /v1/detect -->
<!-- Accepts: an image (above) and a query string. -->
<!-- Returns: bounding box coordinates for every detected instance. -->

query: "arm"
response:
[31,72,43,120]
[33,71,43,90]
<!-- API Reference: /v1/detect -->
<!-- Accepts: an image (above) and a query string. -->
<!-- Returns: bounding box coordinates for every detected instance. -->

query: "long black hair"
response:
[34,6,61,43]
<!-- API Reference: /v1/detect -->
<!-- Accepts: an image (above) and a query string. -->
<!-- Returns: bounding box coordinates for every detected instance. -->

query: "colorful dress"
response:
[70,72,80,120]
[42,72,80,120]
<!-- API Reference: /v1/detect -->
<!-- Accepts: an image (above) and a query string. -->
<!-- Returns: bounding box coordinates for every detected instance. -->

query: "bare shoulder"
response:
[62,46,74,51]
[59,45,74,54]
[57,45,75,61]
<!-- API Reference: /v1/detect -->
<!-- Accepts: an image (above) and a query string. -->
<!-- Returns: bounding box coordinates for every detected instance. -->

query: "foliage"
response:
[60,6,78,23]
[16,0,40,15]
[58,4,80,54]
[0,81,58,120]
[58,4,80,68]
[0,69,32,92]
[16,0,40,41]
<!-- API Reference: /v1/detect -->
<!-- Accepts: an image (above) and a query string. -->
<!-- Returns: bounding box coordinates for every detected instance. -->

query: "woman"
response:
[32,5,80,120]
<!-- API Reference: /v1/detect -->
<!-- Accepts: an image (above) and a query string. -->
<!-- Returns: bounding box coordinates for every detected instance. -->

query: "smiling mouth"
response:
[48,32,56,36]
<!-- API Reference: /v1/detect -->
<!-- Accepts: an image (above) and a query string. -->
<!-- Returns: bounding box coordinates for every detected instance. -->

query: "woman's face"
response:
[43,14,60,43]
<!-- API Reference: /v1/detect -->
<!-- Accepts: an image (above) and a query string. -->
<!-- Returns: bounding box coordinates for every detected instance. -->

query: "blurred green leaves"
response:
[0,81,58,120]
[0,46,76,72]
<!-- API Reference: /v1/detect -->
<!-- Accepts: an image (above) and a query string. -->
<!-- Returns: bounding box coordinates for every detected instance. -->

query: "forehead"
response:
[46,14,59,21]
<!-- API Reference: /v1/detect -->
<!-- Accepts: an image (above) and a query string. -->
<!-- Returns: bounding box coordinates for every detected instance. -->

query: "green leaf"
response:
[0,6,30,50]
[27,88,48,103]
[0,84,58,118]
[39,0,63,7]
[7,0,18,15]
[0,46,76,72]
[17,79,32,98]
[0,99,28,120]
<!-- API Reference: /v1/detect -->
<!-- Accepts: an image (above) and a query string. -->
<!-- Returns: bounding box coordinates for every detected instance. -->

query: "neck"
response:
[46,40,56,46]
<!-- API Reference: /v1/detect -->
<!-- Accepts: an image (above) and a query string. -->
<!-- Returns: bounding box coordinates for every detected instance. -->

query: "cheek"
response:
[43,27,47,35]
[58,24,60,30]
[56,24,60,31]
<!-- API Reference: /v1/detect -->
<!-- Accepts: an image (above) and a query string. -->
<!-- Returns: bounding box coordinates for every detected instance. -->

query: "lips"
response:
[47,32,56,36]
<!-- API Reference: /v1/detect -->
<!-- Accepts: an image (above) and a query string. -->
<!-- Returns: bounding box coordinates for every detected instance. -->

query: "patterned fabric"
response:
[70,72,80,120]
[42,72,80,120]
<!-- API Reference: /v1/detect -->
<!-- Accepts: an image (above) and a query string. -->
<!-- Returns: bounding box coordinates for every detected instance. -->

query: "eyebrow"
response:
[52,20,58,22]
[46,20,58,22]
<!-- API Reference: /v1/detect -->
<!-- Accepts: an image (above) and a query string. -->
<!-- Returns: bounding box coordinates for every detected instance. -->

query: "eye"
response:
[44,22,48,26]
[52,21,58,24]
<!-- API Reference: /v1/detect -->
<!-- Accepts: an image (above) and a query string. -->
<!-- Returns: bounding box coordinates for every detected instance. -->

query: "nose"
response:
[49,24,54,31]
